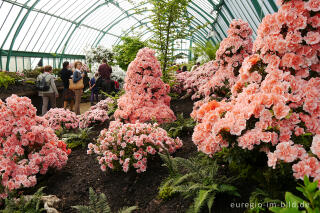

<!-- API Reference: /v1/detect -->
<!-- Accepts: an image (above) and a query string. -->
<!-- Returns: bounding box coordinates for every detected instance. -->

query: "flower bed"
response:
[0,95,70,199]
[192,0,320,185]
[88,120,183,173]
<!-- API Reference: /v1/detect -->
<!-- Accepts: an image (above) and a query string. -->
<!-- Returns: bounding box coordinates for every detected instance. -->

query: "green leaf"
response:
[207,195,215,213]
[193,190,211,213]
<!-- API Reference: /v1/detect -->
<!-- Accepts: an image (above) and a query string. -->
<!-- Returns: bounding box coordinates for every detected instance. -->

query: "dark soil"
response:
[33,98,248,212]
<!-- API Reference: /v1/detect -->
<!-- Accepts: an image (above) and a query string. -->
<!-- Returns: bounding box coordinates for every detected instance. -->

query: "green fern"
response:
[159,154,239,212]
[1,187,46,213]
[72,188,137,213]
[160,113,195,138]
[62,128,92,149]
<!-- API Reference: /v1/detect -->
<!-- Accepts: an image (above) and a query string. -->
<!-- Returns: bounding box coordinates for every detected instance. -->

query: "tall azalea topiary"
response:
[196,19,253,102]
[114,47,176,124]
[192,0,320,185]
[0,95,70,199]
[178,19,253,101]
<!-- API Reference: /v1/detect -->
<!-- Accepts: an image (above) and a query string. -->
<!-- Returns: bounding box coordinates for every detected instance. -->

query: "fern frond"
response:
[193,190,212,213]
[118,206,138,213]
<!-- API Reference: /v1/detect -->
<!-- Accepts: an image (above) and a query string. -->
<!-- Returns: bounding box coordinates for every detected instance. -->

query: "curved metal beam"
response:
[57,2,108,67]
[92,3,149,47]
[94,9,150,47]
[6,0,40,71]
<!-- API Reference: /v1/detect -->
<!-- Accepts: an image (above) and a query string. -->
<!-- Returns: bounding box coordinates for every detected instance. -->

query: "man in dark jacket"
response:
[59,61,74,110]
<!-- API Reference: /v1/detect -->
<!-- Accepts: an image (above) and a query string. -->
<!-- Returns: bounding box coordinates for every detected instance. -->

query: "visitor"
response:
[96,77,117,99]
[89,72,99,106]
[37,65,58,116]
[83,70,90,91]
[182,65,188,72]
[73,61,84,115]
[191,62,200,72]
[60,61,74,111]
[98,58,112,80]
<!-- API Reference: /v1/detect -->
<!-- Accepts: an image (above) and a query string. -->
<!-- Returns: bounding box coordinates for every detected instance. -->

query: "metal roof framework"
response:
[0,0,279,71]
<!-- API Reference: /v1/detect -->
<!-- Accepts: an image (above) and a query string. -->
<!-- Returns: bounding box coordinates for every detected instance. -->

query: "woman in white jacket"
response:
[37,65,58,115]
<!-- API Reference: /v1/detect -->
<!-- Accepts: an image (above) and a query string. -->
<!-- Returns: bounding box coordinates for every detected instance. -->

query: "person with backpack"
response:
[37,65,58,116]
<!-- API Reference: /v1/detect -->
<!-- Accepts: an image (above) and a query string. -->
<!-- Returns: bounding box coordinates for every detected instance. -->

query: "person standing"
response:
[182,65,188,72]
[60,61,74,111]
[98,58,112,80]
[191,62,200,72]
[37,65,58,116]
[73,61,84,115]
[89,73,99,106]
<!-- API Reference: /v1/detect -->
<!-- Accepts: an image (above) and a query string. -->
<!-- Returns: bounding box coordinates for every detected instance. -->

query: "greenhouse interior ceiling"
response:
[0,0,279,71]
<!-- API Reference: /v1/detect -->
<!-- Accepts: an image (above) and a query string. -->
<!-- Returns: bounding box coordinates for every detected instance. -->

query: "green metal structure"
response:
[0,0,278,72]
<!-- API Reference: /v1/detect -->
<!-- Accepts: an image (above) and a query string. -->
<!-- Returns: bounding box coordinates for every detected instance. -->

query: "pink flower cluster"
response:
[171,71,190,95]
[90,98,114,112]
[192,0,320,184]
[87,120,183,173]
[78,99,113,129]
[79,109,109,129]
[0,95,70,199]
[43,108,79,130]
[196,19,253,102]
[178,60,219,100]
[114,48,176,124]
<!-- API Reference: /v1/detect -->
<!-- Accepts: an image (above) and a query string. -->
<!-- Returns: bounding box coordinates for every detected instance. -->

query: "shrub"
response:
[196,19,253,102]
[0,72,16,89]
[114,47,176,124]
[43,108,79,131]
[0,95,70,199]
[177,19,253,101]
[192,0,320,185]
[78,109,109,129]
[88,120,183,173]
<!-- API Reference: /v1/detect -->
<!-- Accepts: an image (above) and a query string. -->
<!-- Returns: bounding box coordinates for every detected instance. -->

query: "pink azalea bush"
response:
[192,0,320,185]
[90,98,114,112]
[87,120,183,173]
[178,60,219,100]
[43,108,79,130]
[114,48,176,124]
[0,95,70,199]
[196,19,253,102]
[79,109,109,129]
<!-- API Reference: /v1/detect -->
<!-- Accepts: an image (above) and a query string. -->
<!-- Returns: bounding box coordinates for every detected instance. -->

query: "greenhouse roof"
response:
[0,0,279,71]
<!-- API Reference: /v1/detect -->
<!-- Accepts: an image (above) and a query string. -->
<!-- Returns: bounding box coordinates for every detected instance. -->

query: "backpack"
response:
[36,74,50,91]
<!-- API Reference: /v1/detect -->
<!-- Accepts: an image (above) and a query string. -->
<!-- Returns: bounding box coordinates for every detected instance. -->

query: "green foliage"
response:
[246,188,282,213]
[146,0,194,75]
[23,69,41,79]
[1,187,46,213]
[269,176,320,213]
[0,72,17,89]
[100,90,125,116]
[192,42,220,63]
[72,188,138,213]
[24,80,35,85]
[159,153,239,212]
[160,113,195,138]
[113,36,148,71]
[61,128,92,149]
